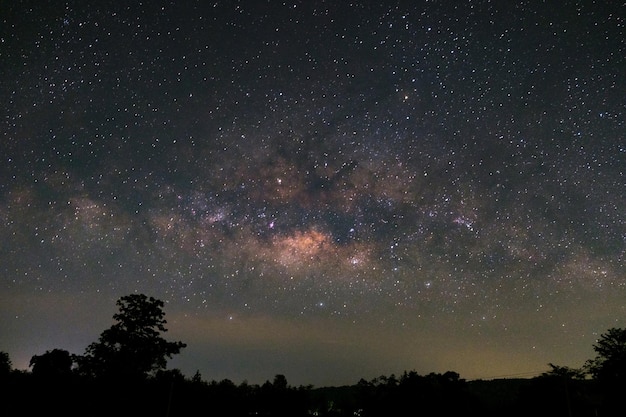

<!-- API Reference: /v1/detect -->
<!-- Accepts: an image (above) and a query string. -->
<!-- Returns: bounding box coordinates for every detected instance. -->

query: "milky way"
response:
[1,1,625,386]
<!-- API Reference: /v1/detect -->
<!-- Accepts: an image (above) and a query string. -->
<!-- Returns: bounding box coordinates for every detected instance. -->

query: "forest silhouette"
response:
[2,294,624,416]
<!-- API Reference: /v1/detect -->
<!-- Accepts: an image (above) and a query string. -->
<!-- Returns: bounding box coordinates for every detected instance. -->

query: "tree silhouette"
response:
[543,363,586,380]
[29,349,73,379]
[77,294,186,380]
[516,363,591,417]
[0,351,11,376]
[585,328,626,385]
[585,328,626,416]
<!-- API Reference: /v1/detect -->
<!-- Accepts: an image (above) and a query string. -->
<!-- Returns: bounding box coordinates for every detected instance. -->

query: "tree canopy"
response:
[77,294,186,380]
[0,351,11,376]
[30,349,73,378]
[585,327,626,387]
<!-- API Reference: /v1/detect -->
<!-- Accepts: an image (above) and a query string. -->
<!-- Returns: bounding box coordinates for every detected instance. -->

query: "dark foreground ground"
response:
[3,369,621,417]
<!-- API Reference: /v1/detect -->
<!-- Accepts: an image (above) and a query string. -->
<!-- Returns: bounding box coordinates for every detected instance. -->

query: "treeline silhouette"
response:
[1,294,624,417]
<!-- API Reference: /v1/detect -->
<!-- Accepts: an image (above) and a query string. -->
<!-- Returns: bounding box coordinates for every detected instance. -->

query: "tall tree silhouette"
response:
[77,294,186,380]
[585,328,626,416]
[586,328,626,384]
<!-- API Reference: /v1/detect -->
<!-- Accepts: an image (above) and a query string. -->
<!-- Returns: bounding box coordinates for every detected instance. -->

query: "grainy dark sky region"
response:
[1,0,625,387]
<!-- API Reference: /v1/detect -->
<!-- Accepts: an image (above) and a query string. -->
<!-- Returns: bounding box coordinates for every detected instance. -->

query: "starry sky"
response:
[1,1,625,387]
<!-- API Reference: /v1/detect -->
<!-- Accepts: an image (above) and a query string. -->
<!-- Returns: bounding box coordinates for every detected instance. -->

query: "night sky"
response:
[1,1,625,387]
